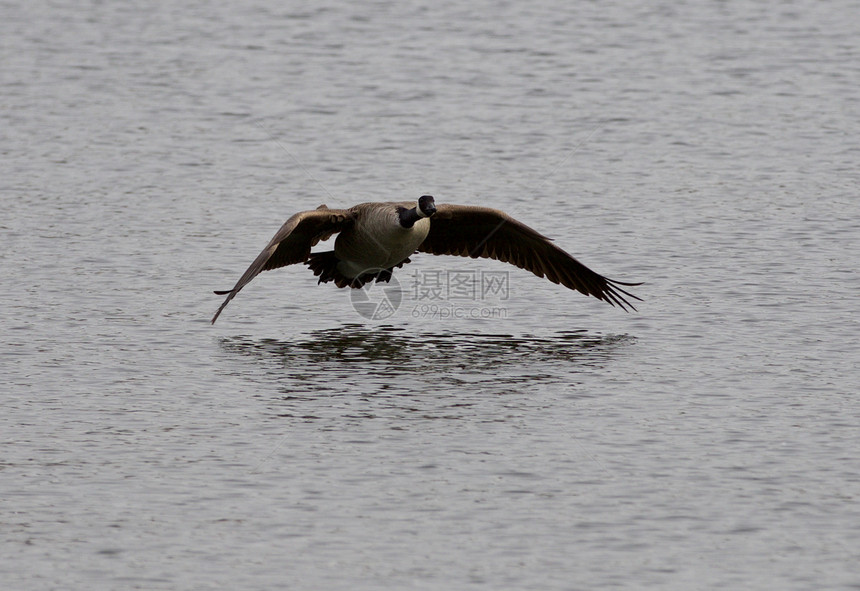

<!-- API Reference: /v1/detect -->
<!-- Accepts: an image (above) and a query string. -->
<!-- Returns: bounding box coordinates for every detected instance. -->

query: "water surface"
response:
[2,1,859,589]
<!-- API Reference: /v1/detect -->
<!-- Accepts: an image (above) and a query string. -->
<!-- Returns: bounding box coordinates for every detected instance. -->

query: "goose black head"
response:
[398,195,437,228]
[418,195,437,218]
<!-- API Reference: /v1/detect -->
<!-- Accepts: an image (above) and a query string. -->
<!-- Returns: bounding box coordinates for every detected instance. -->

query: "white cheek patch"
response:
[416,206,429,218]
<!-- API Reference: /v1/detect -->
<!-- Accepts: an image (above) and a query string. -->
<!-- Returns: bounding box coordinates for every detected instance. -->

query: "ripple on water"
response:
[218,324,636,418]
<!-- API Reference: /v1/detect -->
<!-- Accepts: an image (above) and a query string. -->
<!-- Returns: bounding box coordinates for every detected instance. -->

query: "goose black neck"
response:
[398,206,422,228]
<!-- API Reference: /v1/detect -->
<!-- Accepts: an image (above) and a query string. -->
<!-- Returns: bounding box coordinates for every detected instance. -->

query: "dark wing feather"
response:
[417,204,642,311]
[211,207,354,323]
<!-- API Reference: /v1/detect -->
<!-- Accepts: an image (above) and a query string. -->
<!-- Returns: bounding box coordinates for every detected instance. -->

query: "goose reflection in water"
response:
[218,325,635,402]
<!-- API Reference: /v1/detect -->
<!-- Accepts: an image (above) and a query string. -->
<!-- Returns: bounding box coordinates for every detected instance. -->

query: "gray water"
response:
[2,1,859,589]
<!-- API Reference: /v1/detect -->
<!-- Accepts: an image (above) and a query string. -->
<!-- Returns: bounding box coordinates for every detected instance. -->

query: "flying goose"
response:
[211,195,641,323]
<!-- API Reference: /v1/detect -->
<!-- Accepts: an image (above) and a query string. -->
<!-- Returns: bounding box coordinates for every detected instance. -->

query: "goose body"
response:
[211,196,641,323]
[332,202,431,277]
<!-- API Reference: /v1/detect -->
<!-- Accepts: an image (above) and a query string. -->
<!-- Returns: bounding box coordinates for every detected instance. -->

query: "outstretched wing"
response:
[417,204,641,310]
[211,206,354,323]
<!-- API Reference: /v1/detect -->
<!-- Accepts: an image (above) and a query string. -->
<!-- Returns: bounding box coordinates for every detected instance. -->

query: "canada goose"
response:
[211,195,641,323]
